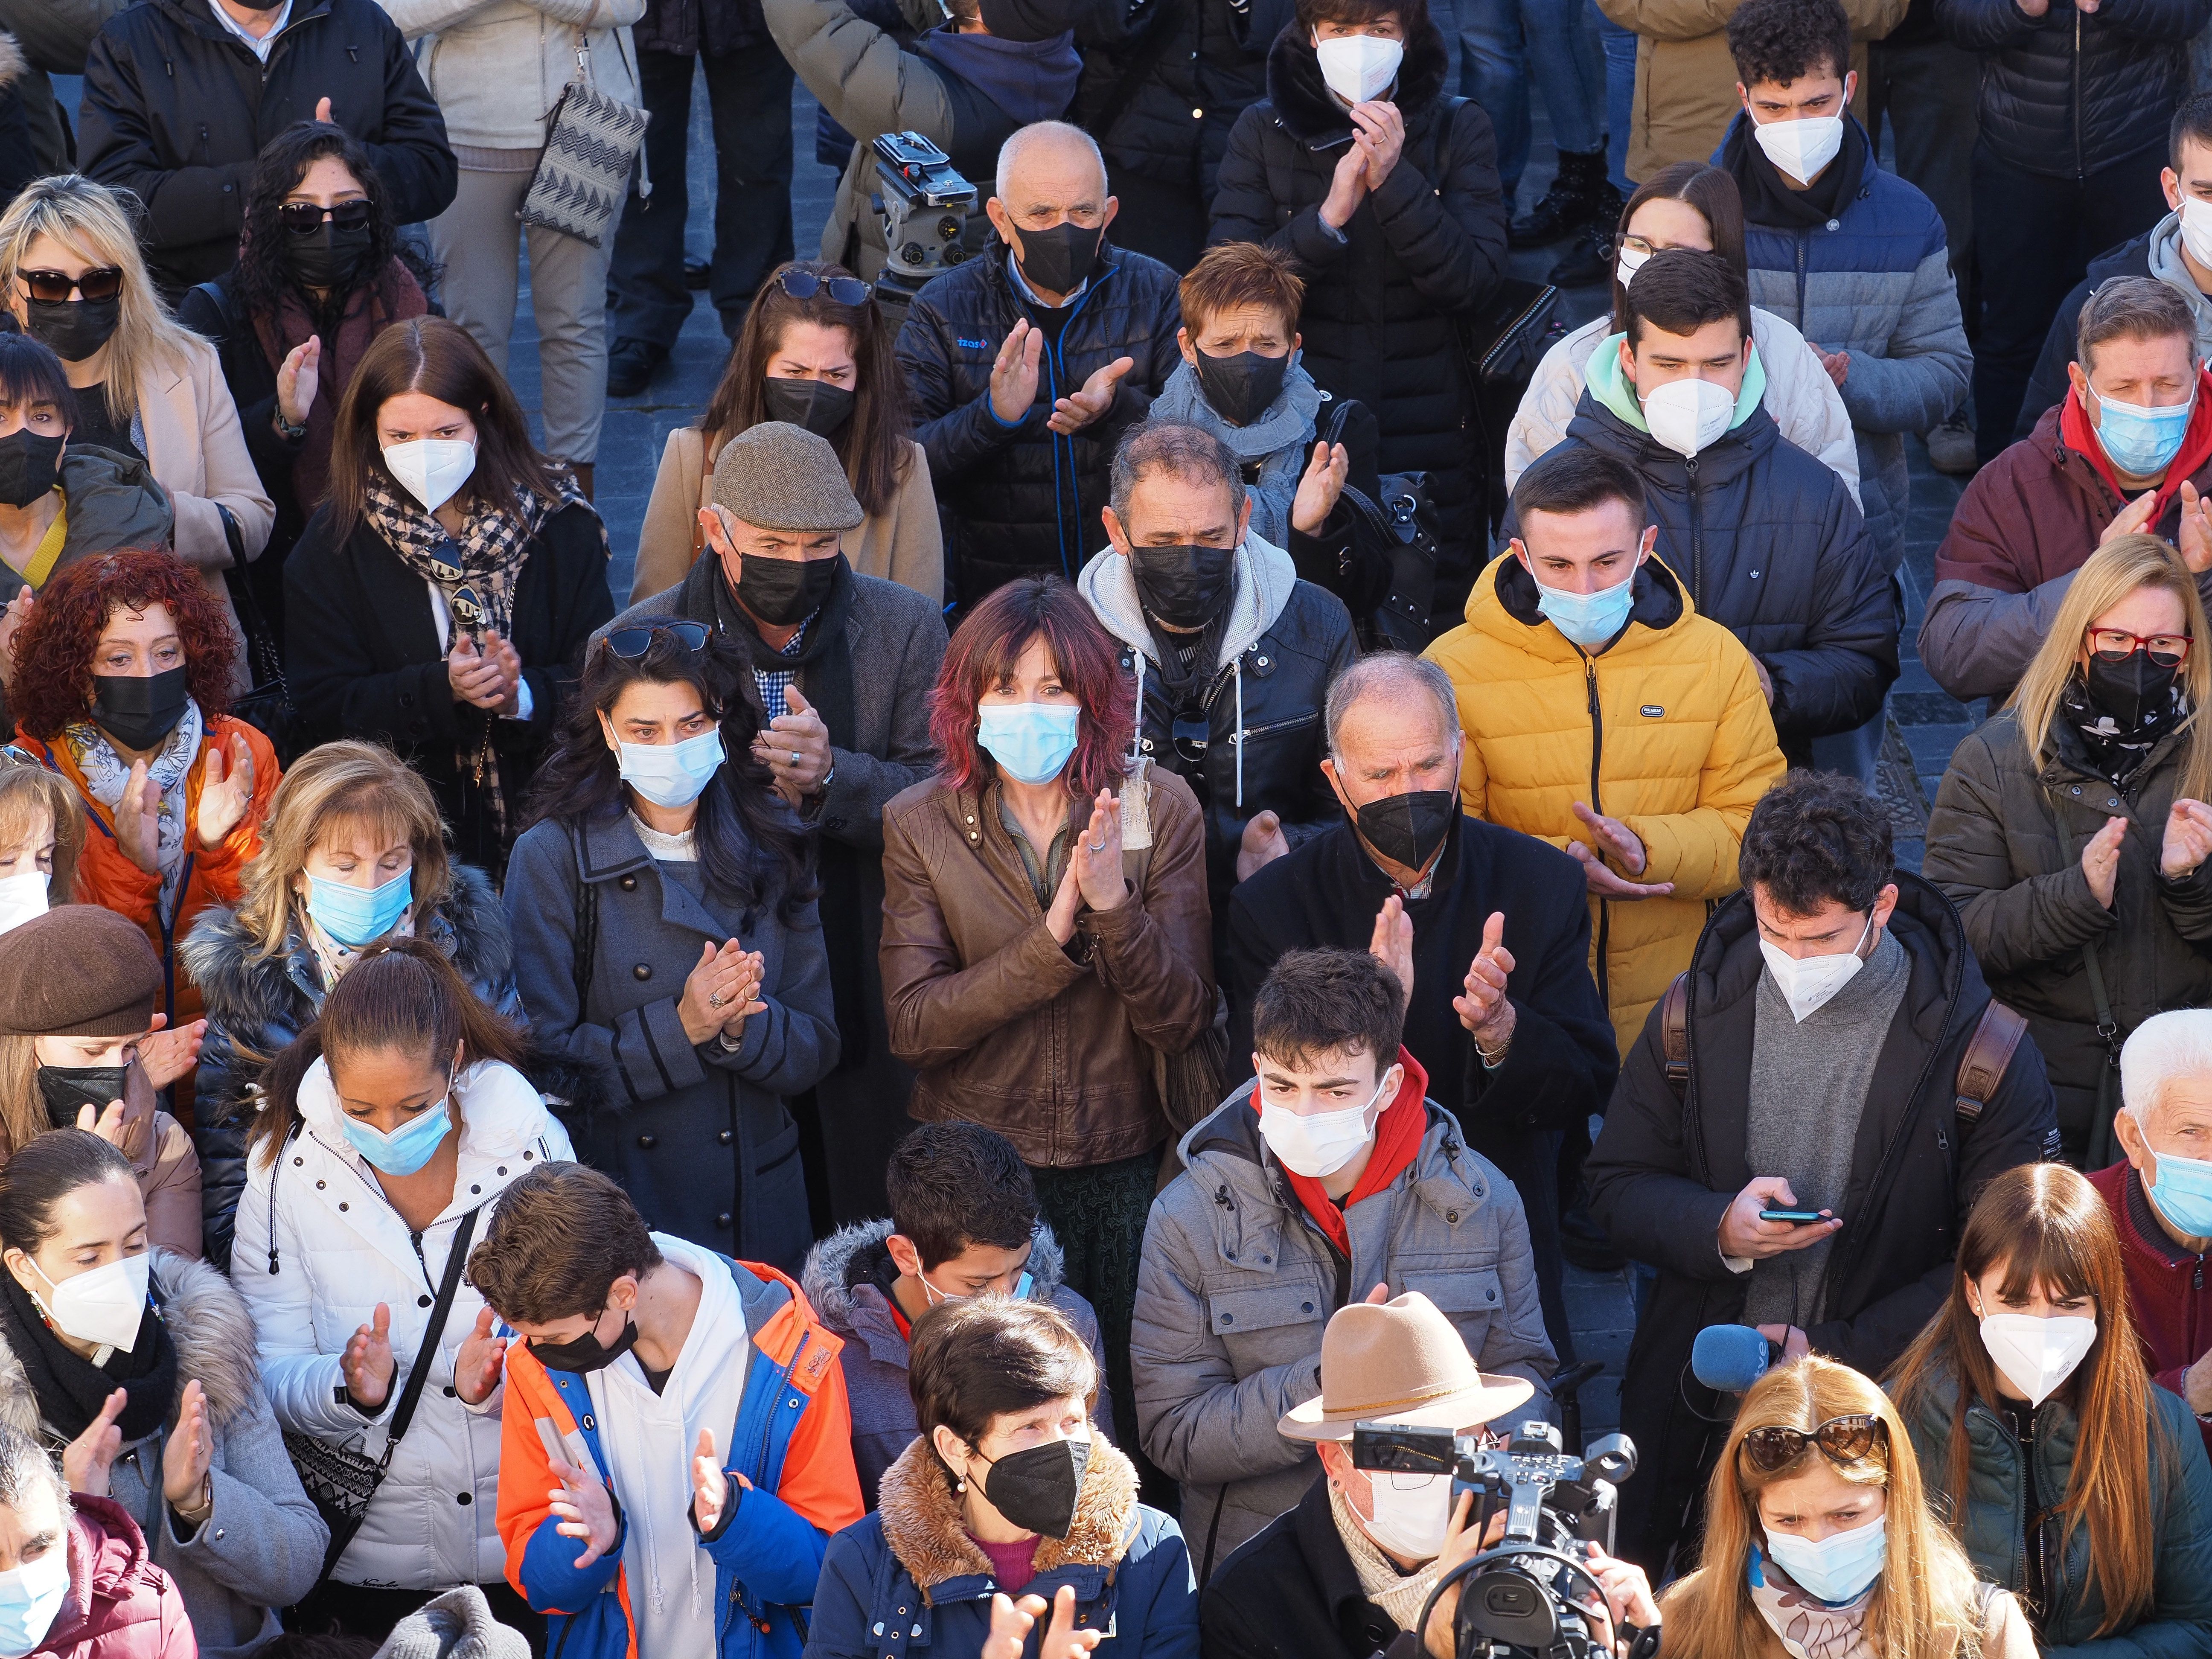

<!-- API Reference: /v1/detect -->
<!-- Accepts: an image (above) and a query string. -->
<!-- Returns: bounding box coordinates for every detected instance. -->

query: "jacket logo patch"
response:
[795,1339,837,1389]
[956,337,991,351]
[1640,705,1665,718]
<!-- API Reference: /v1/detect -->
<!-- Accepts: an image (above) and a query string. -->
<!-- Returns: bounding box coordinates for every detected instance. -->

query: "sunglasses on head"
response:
[19,268,122,305]
[603,621,712,660]
[778,268,873,307]
[276,199,374,237]
[1740,1414,1889,1476]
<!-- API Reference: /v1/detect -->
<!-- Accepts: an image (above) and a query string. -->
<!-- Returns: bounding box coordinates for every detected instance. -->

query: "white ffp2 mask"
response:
[1257,1068,1394,1179]
[1752,114,1845,184]
[382,439,478,514]
[1759,912,1874,1022]
[1362,1470,1454,1561]
[1978,1312,2097,1407]
[1642,377,1735,457]
[1314,34,1402,104]
[29,1251,151,1353]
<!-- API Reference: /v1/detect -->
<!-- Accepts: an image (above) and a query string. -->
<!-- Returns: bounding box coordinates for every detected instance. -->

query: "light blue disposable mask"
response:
[618,728,725,809]
[2146,1143,2212,1239]
[306,868,413,949]
[1533,571,1636,650]
[342,1094,454,1177]
[978,702,1081,785]
[1762,1513,1886,1605]
[0,1547,67,1659]
[2094,388,2194,476]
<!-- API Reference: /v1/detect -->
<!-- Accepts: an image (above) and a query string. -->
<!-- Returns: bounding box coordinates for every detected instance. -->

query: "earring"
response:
[956,1476,966,1493]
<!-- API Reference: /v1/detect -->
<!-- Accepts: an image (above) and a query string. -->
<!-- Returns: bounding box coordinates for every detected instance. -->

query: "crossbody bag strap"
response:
[2048,808,2122,1160]
[378,1205,481,1468]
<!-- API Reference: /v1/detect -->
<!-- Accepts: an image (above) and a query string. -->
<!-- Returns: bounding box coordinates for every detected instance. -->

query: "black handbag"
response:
[1318,399,1442,653]
[282,1201,481,1585]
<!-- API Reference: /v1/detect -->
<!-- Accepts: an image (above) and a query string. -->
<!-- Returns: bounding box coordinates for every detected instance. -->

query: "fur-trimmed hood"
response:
[0,1249,260,1441]
[800,1218,1072,1336]
[1263,15,1450,148]
[874,1434,1141,1601]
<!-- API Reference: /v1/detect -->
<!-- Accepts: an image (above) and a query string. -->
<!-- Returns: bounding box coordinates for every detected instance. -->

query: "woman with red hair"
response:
[8,549,280,1037]
[880,576,1214,1437]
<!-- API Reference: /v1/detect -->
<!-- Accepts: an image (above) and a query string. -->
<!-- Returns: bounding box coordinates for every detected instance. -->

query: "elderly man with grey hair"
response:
[1211,648,1617,1367]
[896,119,1184,611]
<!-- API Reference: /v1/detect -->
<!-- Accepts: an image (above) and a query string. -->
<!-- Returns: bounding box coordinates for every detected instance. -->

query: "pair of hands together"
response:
[543,1430,754,1569]
[2102,478,2212,571]
[990,320,1135,433]
[67,1381,213,1518]
[448,632,525,720]
[2075,798,2212,905]
[1320,100,1406,229]
[106,730,259,876]
[1045,789,1133,947]
[1367,896,1518,1053]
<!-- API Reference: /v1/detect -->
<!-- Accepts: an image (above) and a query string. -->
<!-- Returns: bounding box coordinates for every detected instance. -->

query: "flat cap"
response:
[710,421,865,533]
[0,906,161,1037]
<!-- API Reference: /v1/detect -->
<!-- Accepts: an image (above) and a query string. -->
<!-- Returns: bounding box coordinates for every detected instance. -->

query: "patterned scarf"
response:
[303,903,415,992]
[65,697,204,924]
[1328,1477,1449,1634]
[2061,673,2188,788]
[1748,1547,1876,1659]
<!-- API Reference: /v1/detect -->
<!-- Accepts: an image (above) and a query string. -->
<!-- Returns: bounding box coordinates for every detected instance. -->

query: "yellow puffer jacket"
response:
[1424,553,1785,1056]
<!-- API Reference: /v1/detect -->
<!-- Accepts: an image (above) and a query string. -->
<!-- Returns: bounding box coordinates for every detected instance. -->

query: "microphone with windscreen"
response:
[1691,1324,1782,1394]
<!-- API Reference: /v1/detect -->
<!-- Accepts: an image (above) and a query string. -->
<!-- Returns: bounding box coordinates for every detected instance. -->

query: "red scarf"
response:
[1255,1046,1431,1256]
[2060,364,2212,522]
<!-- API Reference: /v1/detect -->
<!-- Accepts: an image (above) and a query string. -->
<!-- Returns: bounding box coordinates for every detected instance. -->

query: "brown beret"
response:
[0,906,162,1037]
[710,421,865,533]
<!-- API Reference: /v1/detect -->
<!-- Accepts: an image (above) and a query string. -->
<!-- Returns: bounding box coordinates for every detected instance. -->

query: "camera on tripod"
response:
[870,131,979,330]
[1352,1420,1638,1659]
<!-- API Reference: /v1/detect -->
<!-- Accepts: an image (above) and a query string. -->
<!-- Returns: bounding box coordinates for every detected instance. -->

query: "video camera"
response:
[870,131,980,331]
[1352,1420,1638,1659]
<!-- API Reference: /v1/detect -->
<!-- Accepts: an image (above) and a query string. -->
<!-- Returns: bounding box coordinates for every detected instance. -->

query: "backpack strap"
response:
[1953,1000,2029,1126]
[1660,971,1690,1098]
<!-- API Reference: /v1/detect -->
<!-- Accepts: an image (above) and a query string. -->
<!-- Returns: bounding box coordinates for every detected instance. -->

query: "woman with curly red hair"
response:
[879,575,1214,1438]
[9,549,280,1038]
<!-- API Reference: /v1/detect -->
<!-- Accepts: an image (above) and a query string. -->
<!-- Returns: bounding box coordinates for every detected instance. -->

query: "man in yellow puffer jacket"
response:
[1425,448,1785,1056]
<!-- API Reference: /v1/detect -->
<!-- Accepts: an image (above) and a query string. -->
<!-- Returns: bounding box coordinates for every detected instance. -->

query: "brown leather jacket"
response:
[879,768,1216,1167]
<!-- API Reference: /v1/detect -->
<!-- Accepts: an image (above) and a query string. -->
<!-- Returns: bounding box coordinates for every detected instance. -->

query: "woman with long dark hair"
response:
[285,315,615,874]
[179,122,432,640]
[629,259,940,605]
[504,621,835,1269]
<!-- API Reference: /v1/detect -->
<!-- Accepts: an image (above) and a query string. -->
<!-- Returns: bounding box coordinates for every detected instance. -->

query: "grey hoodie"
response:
[2146,213,2212,362]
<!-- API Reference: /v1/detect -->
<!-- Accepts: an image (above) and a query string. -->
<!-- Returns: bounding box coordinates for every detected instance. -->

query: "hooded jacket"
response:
[1132,1078,1554,1579]
[1586,875,2058,1572]
[800,1220,1116,1507]
[1937,0,2208,180]
[0,1252,325,1659]
[803,1436,1198,1659]
[0,446,173,612]
[1076,530,1357,921]
[1422,552,1787,1054]
[2089,1159,2212,1456]
[33,1495,195,1659]
[2018,215,2212,443]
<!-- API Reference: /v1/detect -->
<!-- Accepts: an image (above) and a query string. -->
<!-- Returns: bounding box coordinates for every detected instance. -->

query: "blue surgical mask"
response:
[306,868,413,949]
[2094,388,2194,476]
[978,702,1080,786]
[341,1094,454,1177]
[1533,570,1636,650]
[618,729,725,809]
[2146,1142,2212,1239]
[0,1546,67,1659]
[1762,1514,1886,1605]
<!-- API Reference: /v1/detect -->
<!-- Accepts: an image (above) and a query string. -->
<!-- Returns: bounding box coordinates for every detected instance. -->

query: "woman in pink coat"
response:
[0,1423,191,1658]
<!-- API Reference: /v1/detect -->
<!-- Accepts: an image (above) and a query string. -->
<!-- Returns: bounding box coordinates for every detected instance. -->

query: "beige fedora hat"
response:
[1278,1291,1536,1443]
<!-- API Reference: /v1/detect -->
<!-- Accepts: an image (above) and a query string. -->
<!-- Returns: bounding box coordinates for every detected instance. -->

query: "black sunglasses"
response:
[1740,1414,1889,1476]
[778,268,872,307]
[276,199,374,237]
[19,268,122,305]
[603,621,712,660]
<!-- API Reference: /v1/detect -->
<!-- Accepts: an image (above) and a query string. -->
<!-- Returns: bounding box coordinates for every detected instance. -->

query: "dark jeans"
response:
[1867,35,1977,287]
[290,1579,546,1655]
[608,41,796,351]
[1970,136,2170,463]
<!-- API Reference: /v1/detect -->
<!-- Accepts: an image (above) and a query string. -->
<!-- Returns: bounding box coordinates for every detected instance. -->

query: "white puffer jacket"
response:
[378,0,646,152]
[1506,307,1862,507]
[234,1059,574,1590]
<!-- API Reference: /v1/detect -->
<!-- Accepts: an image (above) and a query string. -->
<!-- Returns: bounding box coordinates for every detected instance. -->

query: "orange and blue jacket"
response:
[497,1257,866,1659]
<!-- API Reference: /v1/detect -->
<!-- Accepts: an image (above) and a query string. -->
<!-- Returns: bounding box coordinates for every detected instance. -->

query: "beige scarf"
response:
[1329,1479,1449,1634]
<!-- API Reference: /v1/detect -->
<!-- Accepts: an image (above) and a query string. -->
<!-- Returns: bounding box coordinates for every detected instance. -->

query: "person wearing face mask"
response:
[1924,534,2212,1167]
[1078,422,1358,934]
[286,316,614,878]
[233,940,574,1642]
[802,1122,1115,1509]
[1591,770,2056,1573]
[1136,953,1554,1579]
[809,1296,1195,1659]
[1888,1162,2212,1654]
[607,422,942,1227]
[0,765,82,943]
[632,262,940,606]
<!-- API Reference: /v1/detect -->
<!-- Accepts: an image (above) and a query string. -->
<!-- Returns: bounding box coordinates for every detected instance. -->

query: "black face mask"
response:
[1354,788,1459,873]
[735,550,844,627]
[91,665,190,753]
[24,296,121,364]
[2084,649,2182,735]
[0,431,62,509]
[527,1310,639,1375]
[762,377,856,438]
[1010,222,1103,297]
[37,1063,130,1130]
[285,221,374,293]
[976,1435,1090,1538]
[1128,542,1238,630]
[1192,346,1290,428]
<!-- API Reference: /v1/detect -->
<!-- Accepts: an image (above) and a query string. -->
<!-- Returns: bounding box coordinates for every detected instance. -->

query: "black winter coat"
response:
[1936,0,2209,180]
[1586,875,2059,1574]
[1202,1474,1415,1659]
[283,501,615,876]
[77,0,455,293]
[2017,230,2151,442]
[634,0,768,57]
[1072,0,1292,203]
[1504,392,1898,768]
[895,239,1182,605]
[1209,23,1506,567]
[177,865,524,1273]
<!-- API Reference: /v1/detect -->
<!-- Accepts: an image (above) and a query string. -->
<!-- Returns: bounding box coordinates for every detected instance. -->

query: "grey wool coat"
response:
[1131,1091,1555,1581]
[504,809,840,1273]
[0,1250,325,1659]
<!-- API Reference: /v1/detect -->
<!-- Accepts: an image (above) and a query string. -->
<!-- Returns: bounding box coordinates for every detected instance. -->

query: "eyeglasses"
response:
[1740,1414,1889,1475]
[0,745,41,770]
[778,268,873,307]
[603,620,712,659]
[18,268,122,305]
[276,200,374,237]
[1615,234,1692,259]
[2087,627,2193,667]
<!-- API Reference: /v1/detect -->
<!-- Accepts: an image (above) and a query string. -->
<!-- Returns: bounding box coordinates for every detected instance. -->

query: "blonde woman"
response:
[0,175,273,683]
[180,741,522,1272]
[1659,1355,2035,1659]
[1924,532,2212,1169]
[0,760,84,931]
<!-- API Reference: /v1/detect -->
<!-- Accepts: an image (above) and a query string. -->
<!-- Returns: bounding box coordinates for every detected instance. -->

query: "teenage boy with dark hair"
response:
[799,1121,1116,1507]
[470,1163,864,1659]
[1132,946,1553,1580]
